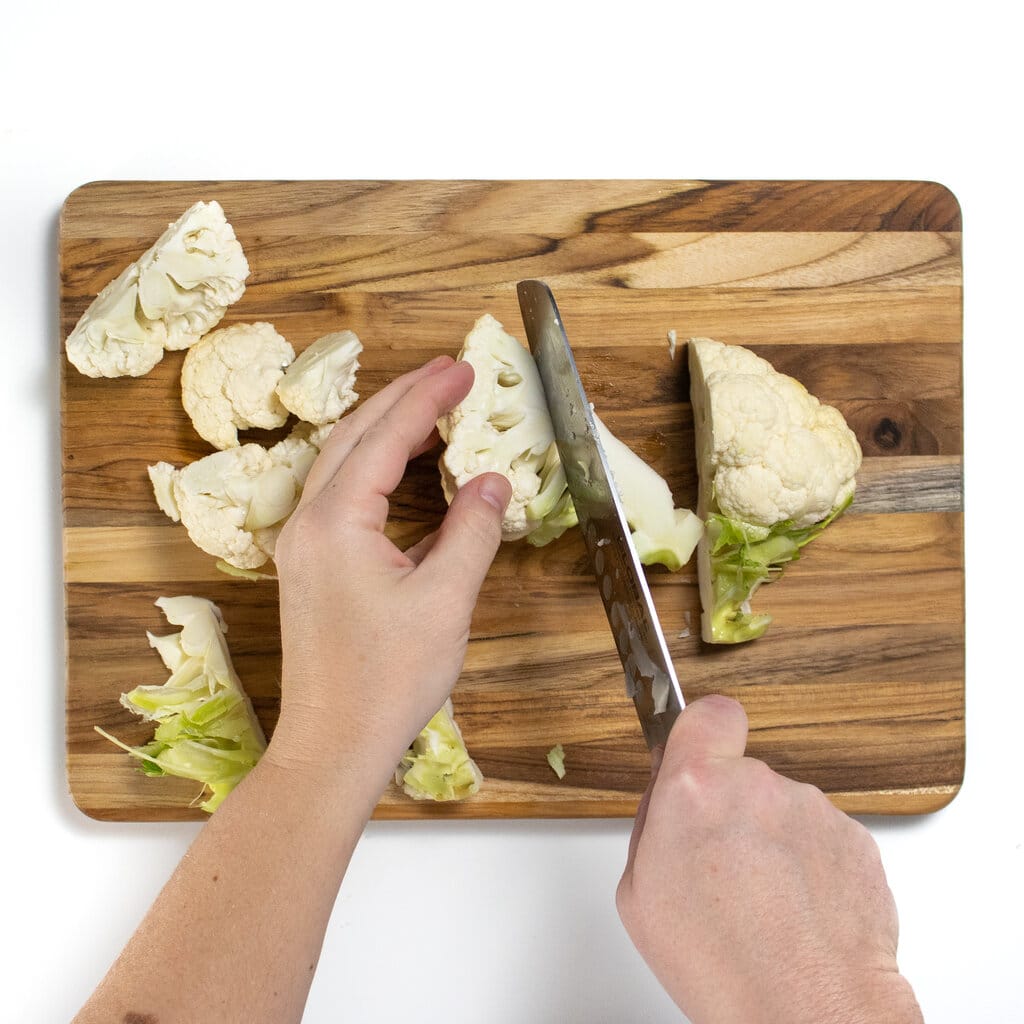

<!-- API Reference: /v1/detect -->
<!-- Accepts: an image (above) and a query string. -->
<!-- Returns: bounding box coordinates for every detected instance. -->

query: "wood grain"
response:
[60,180,964,820]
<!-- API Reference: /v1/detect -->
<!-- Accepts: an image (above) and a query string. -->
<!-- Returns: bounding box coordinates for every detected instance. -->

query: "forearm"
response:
[74,751,382,1024]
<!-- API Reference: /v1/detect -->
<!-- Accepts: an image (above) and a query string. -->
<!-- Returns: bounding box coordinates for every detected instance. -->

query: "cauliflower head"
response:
[65,200,249,378]
[276,330,363,425]
[688,336,863,644]
[181,322,295,450]
[148,424,325,569]
[438,314,568,541]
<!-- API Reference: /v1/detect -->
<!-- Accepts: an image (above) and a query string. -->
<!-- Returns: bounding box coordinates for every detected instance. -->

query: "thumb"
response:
[661,694,749,773]
[418,472,511,597]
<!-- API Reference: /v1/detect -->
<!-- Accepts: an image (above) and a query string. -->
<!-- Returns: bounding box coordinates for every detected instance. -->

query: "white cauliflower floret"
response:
[438,314,563,541]
[65,200,249,378]
[689,337,861,529]
[181,322,295,450]
[148,424,325,569]
[276,330,362,425]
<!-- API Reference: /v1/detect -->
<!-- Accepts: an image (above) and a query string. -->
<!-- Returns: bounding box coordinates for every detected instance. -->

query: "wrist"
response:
[774,968,923,1024]
[263,703,405,817]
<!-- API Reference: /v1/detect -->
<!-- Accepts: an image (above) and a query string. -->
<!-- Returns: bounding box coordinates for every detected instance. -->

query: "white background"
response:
[2,2,1020,1021]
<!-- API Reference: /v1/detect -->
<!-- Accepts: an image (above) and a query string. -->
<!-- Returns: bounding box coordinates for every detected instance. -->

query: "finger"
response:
[411,426,442,461]
[324,361,475,528]
[660,694,749,771]
[416,472,510,597]
[623,744,665,877]
[300,355,454,505]
[402,528,440,567]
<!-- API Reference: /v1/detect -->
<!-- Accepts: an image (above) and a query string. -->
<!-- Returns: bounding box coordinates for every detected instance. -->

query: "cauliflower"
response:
[276,330,363,425]
[439,314,564,541]
[94,596,266,813]
[688,337,863,644]
[65,200,249,378]
[395,699,483,801]
[438,314,700,570]
[594,412,703,572]
[181,322,295,449]
[148,423,325,569]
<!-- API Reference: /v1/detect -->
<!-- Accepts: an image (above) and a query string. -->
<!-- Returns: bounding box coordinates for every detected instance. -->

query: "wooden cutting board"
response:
[60,180,964,820]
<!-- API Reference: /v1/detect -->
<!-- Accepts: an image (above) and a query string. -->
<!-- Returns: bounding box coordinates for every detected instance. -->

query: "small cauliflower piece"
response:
[65,200,249,378]
[689,337,863,644]
[546,744,567,780]
[595,413,703,572]
[438,314,700,569]
[181,322,295,449]
[395,699,483,801]
[276,330,363,425]
[95,596,266,813]
[148,423,325,570]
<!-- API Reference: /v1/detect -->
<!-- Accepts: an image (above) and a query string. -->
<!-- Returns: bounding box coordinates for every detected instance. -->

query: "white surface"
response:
[2,3,1021,1021]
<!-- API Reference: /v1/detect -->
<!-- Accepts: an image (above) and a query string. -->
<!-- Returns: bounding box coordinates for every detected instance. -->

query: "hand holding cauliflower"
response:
[65,200,249,378]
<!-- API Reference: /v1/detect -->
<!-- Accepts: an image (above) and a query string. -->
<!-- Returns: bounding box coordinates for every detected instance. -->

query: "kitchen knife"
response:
[516,280,684,749]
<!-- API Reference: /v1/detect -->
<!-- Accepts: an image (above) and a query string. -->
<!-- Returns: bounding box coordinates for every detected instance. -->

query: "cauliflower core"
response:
[65,200,249,378]
[688,337,862,644]
[148,423,324,569]
[181,322,295,449]
[276,330,363,425]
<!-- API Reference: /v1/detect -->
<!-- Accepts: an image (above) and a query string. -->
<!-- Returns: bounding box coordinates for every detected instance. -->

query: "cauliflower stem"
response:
[706,494,853,643]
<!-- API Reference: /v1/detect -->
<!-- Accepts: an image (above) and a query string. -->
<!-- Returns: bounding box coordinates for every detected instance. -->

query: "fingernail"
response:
[478,474,511,512]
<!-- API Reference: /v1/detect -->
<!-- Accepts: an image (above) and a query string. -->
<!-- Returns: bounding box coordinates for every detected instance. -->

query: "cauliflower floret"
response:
[276,330,363,425]
[65,200,249,378]
[689,337,861,529]
[148,424,325,569]
[438,314,563,541]
[181,322,295,450]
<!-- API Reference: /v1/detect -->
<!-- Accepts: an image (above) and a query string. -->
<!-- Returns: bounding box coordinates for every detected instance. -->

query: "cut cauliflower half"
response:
[438,313,701,570]
[181,322,295,449]
[65,200,249,378]
[688,337,863,644]
[276,330,363,425]
[148,423,325,570]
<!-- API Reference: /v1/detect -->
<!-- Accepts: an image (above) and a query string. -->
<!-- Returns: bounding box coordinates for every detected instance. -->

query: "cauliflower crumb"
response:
[667,329,678,360]
[181,322,295,450]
